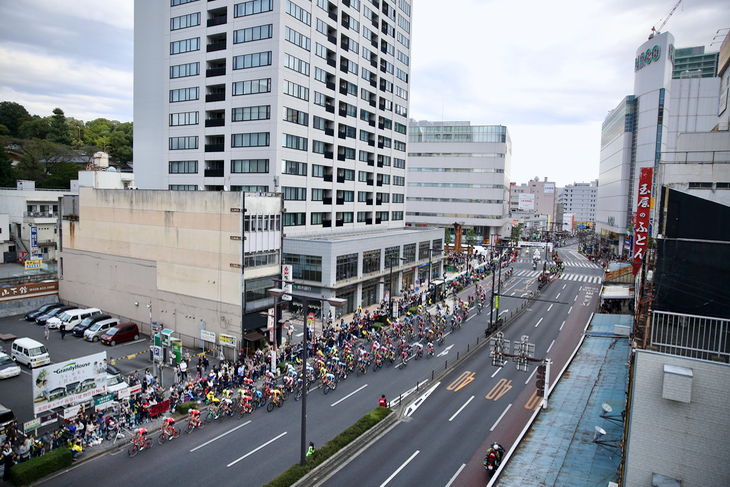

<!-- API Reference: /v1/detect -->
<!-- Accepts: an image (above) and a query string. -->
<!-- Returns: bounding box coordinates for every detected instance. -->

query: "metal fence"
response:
[651,310,730,362]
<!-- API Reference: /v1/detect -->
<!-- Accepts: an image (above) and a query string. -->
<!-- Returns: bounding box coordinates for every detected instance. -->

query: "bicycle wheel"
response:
[185,423,194,435]
[172,428,180,440]
[218,408,227,422]
[266,402,275,412]
[356,367,362,377]
[294,390,302,401]
[197,419,205,430]
[373,363,378,372]
[330,381,336,391]
[281,389,289,400]
[157,432,167,445]
[128,443,139,458]
[323,384,330,395]
[238,407,246,420]
[205,410,215,424]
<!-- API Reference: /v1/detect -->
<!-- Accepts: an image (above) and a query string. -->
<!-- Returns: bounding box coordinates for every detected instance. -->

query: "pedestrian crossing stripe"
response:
[559,274,602,283]
[516,259,601,269]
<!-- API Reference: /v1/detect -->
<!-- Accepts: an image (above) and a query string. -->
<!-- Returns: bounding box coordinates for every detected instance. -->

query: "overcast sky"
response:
[1,0,728,186]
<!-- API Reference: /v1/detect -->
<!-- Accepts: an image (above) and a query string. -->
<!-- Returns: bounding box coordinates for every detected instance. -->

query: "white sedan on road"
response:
[0,353,21,379]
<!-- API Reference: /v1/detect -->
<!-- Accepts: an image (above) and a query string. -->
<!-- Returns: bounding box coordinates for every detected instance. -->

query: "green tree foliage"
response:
[67,117,85,148]
[444,227,453,245]
[12,138,79,186]
[18,115,52,140]
[47,108,73,146]
[0,143,16,187]
[40,162,81,189]
[0,101,32,137]
[84,118,133,163]
[465,228,478,247]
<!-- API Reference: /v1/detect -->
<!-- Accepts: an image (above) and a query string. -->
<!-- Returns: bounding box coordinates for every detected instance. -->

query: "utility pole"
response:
[491,332,552,409]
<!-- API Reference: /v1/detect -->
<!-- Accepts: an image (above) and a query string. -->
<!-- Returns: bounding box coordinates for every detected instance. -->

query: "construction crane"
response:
[649,0,683,39]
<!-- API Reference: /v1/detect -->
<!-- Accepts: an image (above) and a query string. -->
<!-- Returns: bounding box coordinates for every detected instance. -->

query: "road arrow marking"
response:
[403,382,440,417]
[437,345,454,357]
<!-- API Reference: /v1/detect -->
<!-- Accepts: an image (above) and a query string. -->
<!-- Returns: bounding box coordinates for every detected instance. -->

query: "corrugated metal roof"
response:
[498,314,632,487]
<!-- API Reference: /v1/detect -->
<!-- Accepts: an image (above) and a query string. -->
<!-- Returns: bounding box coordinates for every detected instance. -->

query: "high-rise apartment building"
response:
[672,46,718,79]
[557,181,597,228]
[134,0,412,236]
[406,121,512,240]
[134,0,444,316]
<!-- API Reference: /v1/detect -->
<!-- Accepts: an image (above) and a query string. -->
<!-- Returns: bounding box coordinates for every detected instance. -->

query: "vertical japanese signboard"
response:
[282,265,293,301]
[30,226,38,257]
[632,167,653,275]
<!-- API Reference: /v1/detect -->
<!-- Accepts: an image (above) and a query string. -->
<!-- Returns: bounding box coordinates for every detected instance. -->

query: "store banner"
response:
[632,167,653,275]
[282,265,293,301]
[32,352,108,415]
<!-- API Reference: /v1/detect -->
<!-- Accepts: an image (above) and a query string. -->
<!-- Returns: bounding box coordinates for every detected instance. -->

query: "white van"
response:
[48,308,102,330]
[84,317,120,342]
[11,338,51,368]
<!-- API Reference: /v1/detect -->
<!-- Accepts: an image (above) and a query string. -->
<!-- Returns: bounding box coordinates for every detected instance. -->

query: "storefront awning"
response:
[601,286,634,300]
[243,331,265,341]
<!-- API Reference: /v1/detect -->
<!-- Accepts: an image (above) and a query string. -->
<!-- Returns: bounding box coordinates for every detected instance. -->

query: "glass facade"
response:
[362,249,381,274]
[408,124,510,146]
[283,253,322,282]
[336,253,358,282]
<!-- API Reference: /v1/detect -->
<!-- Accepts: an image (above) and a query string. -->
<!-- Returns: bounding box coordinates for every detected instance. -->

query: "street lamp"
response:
[387,256,406,319]
[267,287,346,466]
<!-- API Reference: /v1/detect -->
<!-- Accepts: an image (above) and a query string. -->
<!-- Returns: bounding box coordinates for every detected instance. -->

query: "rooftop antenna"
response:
[592,426,622,458]
[599,403,625,425]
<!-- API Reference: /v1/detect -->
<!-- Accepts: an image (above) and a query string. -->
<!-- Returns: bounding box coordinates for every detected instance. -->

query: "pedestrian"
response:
[44,322,50,341]
[179,360,188,382]
[202,355,209,373]
[379,394,388,407]
[60,323,66,339]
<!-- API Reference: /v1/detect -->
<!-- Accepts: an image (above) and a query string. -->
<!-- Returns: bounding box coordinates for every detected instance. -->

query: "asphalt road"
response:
[320,247,602,487]
[0,312,167,429]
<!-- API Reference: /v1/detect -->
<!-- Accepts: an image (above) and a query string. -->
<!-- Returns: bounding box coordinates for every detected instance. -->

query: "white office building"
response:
[405,121,511,241]
[557,181,597,228]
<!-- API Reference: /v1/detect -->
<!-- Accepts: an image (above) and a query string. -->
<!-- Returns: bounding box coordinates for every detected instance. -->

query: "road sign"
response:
[94,393,114,410]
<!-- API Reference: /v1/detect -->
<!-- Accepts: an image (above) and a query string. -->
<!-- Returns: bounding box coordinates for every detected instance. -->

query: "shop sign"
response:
[632,167,653,274]
[219,333,237,348]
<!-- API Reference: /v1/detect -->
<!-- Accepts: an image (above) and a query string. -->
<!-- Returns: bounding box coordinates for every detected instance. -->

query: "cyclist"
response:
[271,386,283,406]
[133,427,148,448]
[427,342,435,356]
[414,342,423,358]
[324,372,336,389]
[188,408,201,425]
[162,417,176,437]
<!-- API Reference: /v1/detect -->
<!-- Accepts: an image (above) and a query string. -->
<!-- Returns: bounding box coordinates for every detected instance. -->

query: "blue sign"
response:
[30,226,38,252]
[578,224,585,229]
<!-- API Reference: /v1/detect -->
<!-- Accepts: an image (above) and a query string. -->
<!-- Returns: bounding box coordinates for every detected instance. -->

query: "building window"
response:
[171,12,200,30]
[170,37,200,55]
[283,187,306,200]
[394,158,405,168]
[169,160,197,173]
[283,213,306,226]
[282,160,307,176]
[395,104,407,117]
[311,212,325,225]
[336,253,358,281]
[312,140,325,154]
[314,67,327,84]
[172,0,198,6]
[231,159,269,173]
[340,124,357,138]
[403,243,415,263]
[392,193,404,203]
[342,190,354,201]
[232,105,271,122]
[392,211,403,221]
[397,31,409,48]
[394,140,406,152]
[234,0,273,18]
[170,62,200,79]
[169,87,199,102]
[312,116,327,130]
[285,26,311,51]
[231,132,270,147]
[169,136,198,150]
[342,212,354,223]
[393,176,405,186]
[362,249,381,274]
[169,111,199,126]
[342,169,355,181]
[378,211,389,221]
[244,251,279,269]
[311,188,324,200]
[357,211,368,222]
[394,122,407,134]
[233,52,272,70]
[232,185,269,192]
[396,68,408,83]
[397,14,410,33]
[312,164,324,177]
[284,107,309,126]
[283,254,323,282]
[285,0,311,25]
[233,24,273,44]
[283,80,309,101]
[232,78,271,96]
[245,276,275,309]
[395,86,408,100]
[169,184,198,190]
[358,191,368,202]
[284,53,310,76]
[283,134,308,151]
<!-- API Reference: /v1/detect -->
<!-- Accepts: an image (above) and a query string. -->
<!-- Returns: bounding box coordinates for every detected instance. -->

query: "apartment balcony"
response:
[336,197,345,205]
[206,92,225,102]
[366,198,373,205]
[369,119,376,127]
[325,105,335,114]
[328,11,337,21]
[380,66,387,74]
[336,219,344,227]
[339,108,348,117]
[377,160,383,168]
[370,79,377,87]
[376,180,383,186]
[324,128,334,136]
[341,18,349,29]
[367,159,375,166]
[378,122,384,129]
[324,173,333,182]
[370,59,377,68]
[328,34,337,45]
[372,0,379,7]
[326,80,335,90]
[340,63,349,74]
[369,99,376,107]
[207,15,227,27]
[327,58,336,68]
[342,0,350,6]
[204,168,224,177]
[340,40,348,50]
[205,144,224,152]
[323,197,333,205]
[378,142,384,148]
[368,140,375,147]
[365,218,373,225]
[205,118,225,127]
[207,40,226,52]
[371,18,378,28]
[340,86,348,95]
[337,153,346,161]
[338,132,346,139]
[376,199,382,206]
[371,39,378,48]
[206,67,226,77]
[366,178,374,186]
[324,151,334,159]
[337,175,345,183]
[323,219,332,228]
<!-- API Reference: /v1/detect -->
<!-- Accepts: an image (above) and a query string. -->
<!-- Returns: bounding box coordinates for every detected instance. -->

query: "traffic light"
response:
[536,364,546,397]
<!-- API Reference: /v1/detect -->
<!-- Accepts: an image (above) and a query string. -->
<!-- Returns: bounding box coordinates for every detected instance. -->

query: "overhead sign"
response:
[32,352,108,415]
[282,265,293,301]
[632,167,653,274]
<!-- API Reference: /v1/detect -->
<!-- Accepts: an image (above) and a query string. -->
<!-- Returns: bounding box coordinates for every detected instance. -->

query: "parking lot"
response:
[0,311,169,431]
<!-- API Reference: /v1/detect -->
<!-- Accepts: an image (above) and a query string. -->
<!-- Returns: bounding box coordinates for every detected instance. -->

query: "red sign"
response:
[632,167,653,274]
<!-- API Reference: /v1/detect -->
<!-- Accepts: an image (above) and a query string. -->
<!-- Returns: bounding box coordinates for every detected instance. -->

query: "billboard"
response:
[544,183,555,194]
[32,352,108,415]
[632,167,653,274]
[518,194,535,210]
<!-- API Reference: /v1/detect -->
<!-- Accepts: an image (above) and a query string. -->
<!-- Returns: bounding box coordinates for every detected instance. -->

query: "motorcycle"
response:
[532,263,537,270]
[484,443,505,474]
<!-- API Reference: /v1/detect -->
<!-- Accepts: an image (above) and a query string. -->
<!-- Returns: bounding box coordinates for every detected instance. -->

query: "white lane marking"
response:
[448,395,474,422]
[20,370,31,376]
[574,295,578,302]
[535,317,543,328]
[190,420,251,452]
[380,450,420,487]
[562,284,566,289]
[499,309,508,316]
[546,340,555,354]
[227,431,287,467]
[560,320,566,330]
[555,293,560,299]
[491,367,502,378]
[390,380,429,407]
[404,382,440,418]
[547,304,553,311]
[568,306,573,314]
[525,366,538,384]
[510,292,515,296]
[296,332,303,337]
[445,463,466,487]
[331,384,368,407]
[490,404,512,431]
[437,344,454,357]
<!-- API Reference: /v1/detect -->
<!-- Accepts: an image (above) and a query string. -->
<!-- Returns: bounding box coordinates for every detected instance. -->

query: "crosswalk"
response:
[515,269,602,284]
[516,258,601,269]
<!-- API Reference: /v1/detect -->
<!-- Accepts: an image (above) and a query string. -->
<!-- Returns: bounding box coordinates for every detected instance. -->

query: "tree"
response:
[84,118,133,163]
[66,117,86,148]
[444,227,453,245]
[0,101,32,138]
[18,116,52,140]
[0,144,16,187]
[47,108,73,146]
[465,229,478,247]
[11,138,79,184]
[40,162,81,189]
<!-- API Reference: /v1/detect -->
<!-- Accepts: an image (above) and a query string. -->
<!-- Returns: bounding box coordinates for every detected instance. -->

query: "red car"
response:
[100,323,140,346]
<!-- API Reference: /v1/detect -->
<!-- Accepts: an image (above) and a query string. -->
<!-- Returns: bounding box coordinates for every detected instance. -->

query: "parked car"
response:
[101,323,140,346]
[35,305,74,325]
[72,314,112,337]
[84,318,120,342]
[48,308,101,330]
[10,338,50,368]
[25,302,63,322]
[0,353,21,379]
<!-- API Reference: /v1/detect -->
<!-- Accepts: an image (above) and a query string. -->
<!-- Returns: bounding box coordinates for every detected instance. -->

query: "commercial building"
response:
[672,46,718,79]
[406,120,511,241]
[132,0,442,319]
[509,178,556,230]
[556,181,597,229]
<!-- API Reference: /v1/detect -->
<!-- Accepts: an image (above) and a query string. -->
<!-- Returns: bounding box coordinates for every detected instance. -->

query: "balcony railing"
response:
[324,128,334,136]
[24,212,55,218]
[323,220,332,228]
[207,15,227,27]
[204,168,224,177]
[366,179,374,186]
[337,153,346,161]
[339,108,348,117]
[328,34,337,45]
[337,175,345,183]
[370,99,376,107]
[206,40,226,52]
[323,197,332,205]
[205,118,225,127]
[327,58,336,68]
[325,104,335,114]
[324,173,333,182]
[324,151,334,160]
[206,67,226,77]
[336,219,344,227]
[366,198,373,205]
[326,80,336,90]
[336,197,345,205]
[205,144,224,152]
[206,92,225,102]
[329,11,337,21]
